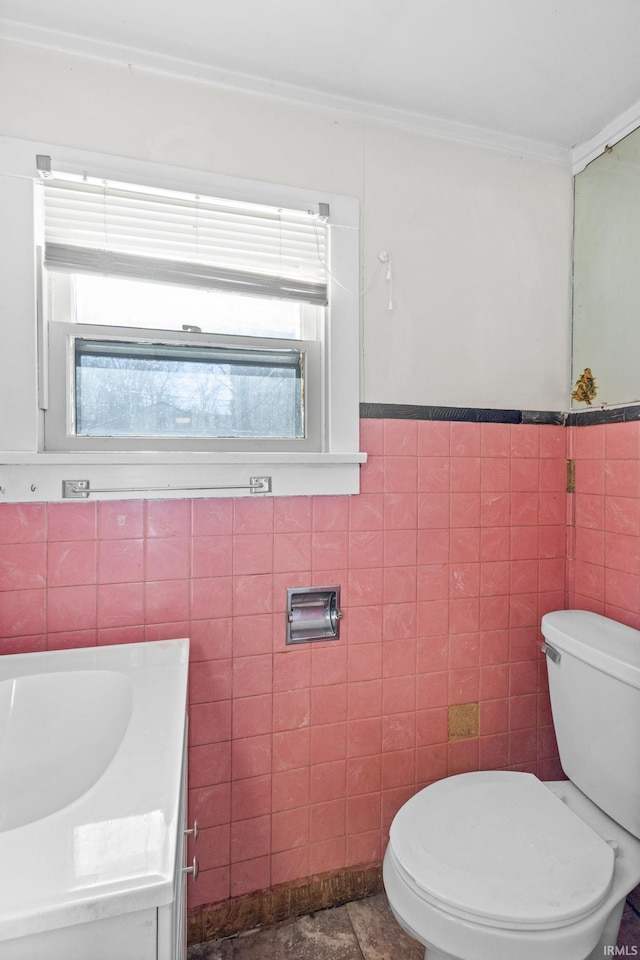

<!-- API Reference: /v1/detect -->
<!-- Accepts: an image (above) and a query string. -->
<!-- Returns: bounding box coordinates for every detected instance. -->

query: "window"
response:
[41,175,327,452]
[73,339,305,440]
[0,137,362,502]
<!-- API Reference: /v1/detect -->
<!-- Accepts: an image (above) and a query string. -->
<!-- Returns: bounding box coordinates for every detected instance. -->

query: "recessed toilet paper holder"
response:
[286,585,342,644]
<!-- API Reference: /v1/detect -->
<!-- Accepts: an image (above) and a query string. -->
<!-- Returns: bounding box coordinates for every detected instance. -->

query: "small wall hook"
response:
[378,252,394,310]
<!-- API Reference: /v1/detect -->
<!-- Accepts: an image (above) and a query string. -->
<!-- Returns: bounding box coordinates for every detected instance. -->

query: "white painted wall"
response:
[0,39,574,411]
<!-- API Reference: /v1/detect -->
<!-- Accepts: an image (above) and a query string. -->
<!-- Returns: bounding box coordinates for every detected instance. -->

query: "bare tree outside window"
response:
[75,341,303,439]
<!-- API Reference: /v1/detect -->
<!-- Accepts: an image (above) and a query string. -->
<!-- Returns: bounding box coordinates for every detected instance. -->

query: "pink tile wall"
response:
[569,420,640,627]
[0,418,566,912]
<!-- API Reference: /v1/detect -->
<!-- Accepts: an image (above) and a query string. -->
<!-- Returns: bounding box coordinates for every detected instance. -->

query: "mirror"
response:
[572,125,640,408]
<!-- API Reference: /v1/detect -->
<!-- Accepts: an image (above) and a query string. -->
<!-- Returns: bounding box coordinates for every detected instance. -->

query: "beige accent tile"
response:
[448,702,479,740]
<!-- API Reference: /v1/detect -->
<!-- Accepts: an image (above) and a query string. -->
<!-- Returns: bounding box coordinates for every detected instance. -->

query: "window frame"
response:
[46,320,323,453]
[0,135,364,503]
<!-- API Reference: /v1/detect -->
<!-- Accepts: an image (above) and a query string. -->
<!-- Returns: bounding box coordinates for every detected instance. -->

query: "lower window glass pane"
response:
[74,339,303,439]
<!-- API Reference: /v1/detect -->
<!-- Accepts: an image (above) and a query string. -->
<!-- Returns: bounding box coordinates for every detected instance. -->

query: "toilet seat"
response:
[388,771,615,932]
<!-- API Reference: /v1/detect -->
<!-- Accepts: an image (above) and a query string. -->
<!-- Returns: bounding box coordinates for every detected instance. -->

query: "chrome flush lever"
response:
[541,642,561,665]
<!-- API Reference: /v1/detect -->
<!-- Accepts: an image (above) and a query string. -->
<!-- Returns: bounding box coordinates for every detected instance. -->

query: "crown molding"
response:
[0,21,571,166]
[572,97,640,174]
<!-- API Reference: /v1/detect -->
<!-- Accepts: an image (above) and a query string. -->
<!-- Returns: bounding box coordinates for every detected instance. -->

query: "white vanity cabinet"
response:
[0,910,159,960]
[0,639,191,960]
[158,725,195,960]
[1,726,193,960]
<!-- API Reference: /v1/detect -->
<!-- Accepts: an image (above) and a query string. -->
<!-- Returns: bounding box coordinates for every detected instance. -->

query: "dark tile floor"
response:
[188,891,640,959]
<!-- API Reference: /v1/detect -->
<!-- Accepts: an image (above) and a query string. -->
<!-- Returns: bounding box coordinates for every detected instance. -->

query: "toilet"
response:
[383,610,640,960]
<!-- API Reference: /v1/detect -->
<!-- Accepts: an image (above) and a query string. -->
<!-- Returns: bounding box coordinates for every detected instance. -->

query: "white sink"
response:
[0,637,189,948]
[0,670,133,832]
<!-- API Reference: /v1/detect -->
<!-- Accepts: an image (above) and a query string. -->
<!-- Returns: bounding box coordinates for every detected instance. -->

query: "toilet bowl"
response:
[383,610,640,960]
[384,769,640,960]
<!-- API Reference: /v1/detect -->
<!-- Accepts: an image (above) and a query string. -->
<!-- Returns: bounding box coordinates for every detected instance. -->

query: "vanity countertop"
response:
[0,637,189,943]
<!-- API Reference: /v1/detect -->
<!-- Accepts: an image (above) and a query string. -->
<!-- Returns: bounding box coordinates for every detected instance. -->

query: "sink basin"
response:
[0,637,189,948]
[0,669,133,832]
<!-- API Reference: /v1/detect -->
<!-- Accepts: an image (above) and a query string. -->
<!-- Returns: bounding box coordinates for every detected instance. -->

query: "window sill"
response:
[0,451,367,502]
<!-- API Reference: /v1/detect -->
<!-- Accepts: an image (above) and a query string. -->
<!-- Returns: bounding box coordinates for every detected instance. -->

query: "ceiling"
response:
[2,0,640,162]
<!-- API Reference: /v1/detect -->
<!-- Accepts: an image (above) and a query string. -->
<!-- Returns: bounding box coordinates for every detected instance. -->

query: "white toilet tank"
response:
[541,610,640,839]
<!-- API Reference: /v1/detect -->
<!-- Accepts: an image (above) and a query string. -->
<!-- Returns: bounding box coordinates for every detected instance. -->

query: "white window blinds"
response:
[41,177,329,305]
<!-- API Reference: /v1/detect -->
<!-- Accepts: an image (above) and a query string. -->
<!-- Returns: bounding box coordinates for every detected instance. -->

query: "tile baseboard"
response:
[187,862,383,946]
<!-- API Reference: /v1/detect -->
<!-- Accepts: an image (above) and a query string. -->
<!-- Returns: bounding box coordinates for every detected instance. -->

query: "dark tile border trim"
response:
[567,403,640,426]
[187,862,383,946]
[360,402,564,425]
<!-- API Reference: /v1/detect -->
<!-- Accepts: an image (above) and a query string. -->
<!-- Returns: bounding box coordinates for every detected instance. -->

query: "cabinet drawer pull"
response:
[184,820,199,841]
[183,856,199,881]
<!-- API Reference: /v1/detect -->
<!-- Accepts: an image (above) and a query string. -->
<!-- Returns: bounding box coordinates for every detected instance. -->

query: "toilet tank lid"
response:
[542,610,640,690]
